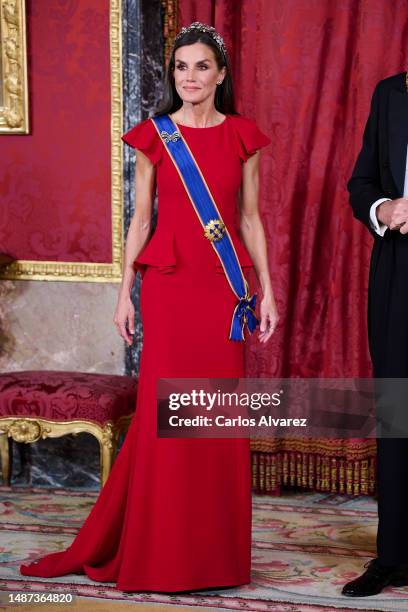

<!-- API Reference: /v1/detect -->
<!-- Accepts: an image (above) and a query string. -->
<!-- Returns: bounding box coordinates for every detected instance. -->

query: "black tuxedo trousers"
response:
[370,233,408,565]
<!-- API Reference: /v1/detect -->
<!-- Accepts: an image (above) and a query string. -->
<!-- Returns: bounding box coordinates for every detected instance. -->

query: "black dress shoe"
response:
[342,558,408,597]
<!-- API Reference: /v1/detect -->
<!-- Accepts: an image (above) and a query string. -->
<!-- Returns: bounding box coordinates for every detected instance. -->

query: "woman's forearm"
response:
[240,212,273,297]
[119,212,152,298]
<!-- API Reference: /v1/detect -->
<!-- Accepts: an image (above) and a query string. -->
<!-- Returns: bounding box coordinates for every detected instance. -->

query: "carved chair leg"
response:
[0,433,11,485]
[98,420,130,487]
[99,438,114,488]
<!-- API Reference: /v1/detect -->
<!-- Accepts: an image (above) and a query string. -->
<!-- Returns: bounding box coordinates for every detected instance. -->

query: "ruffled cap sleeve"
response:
[121,118,163,166]
[229,115,271,162]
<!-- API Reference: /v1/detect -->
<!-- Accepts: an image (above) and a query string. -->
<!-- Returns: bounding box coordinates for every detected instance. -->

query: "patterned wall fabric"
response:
[0,0,112,263]
[178,0,408,378]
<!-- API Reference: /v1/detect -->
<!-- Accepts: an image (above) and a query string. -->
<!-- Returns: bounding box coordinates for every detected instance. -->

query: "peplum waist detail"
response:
[134,226,254,278]
[134,228,176,278]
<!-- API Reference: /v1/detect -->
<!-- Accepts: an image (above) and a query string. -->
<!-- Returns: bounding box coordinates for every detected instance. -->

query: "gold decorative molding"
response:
[0,414,132,486]
[0,0,29,133]
[162,0,178,65]
[0,0,123,283]
[7,418,43,443]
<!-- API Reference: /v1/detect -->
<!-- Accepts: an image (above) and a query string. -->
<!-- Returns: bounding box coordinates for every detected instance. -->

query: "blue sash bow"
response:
[151,114,259,341]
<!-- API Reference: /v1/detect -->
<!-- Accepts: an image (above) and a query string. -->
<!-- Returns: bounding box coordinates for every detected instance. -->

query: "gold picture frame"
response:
[0,0,29,134]
[0,0,179,283]
[0,0,124,283]
[162,0,178,64]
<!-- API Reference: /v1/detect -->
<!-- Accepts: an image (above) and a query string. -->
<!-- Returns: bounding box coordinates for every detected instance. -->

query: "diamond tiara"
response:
[174,22,228,58]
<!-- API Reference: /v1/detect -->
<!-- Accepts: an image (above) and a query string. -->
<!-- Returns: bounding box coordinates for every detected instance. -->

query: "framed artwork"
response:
[0,0,177,283]
[0,0,123,282]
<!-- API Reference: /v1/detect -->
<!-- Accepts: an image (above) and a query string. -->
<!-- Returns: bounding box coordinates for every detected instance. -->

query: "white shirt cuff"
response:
[369,198,391,236]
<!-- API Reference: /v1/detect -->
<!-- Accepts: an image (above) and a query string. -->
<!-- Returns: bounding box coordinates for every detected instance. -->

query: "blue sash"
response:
[150,114,259,341]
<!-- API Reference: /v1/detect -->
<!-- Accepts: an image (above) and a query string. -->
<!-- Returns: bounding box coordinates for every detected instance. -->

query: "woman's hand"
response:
[112,149,154,346]
[258,294,279,343]
[113,293,135,346]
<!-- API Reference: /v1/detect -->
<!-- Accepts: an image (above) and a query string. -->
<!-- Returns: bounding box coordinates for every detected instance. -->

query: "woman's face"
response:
[173,42,226,106]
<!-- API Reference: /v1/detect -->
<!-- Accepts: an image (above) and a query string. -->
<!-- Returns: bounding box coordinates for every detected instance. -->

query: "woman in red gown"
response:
[20,22,278,592]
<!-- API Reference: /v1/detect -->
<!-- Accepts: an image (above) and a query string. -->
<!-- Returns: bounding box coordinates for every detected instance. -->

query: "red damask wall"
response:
[179,0,408,378]
[0,0,112,263]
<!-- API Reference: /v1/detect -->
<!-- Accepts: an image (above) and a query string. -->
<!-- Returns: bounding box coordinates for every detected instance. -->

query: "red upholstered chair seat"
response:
[0,370,137,424]
[0,371,138,487]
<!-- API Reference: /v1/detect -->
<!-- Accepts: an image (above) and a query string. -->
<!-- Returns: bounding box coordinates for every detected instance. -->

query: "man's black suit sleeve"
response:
[347,82,387,232]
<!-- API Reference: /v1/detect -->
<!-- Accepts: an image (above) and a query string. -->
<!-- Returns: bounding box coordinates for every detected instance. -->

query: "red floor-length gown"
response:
[20,114,270,592]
